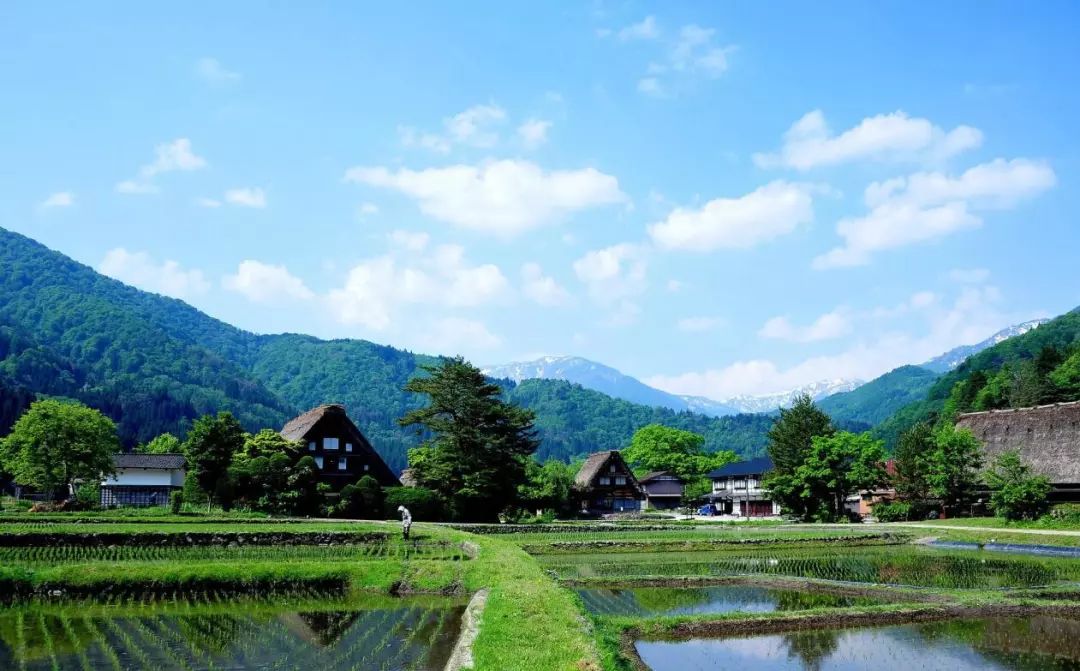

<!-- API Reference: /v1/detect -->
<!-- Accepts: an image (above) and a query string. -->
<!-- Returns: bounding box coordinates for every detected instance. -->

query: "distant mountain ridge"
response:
[921,319,1048,373]
[721,379,864,414]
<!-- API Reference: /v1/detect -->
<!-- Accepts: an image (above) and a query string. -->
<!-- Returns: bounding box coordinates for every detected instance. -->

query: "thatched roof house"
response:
[956,401,1080,501]
[574,450,644,513]
[280,404,400,490]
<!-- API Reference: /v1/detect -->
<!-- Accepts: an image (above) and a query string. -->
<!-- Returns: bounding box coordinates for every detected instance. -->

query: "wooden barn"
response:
[280,404,401,491]
[956,400,1080,502]
[574,450,645,513]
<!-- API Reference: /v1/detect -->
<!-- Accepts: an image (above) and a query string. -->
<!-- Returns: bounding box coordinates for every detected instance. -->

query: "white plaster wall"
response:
[103,468,181,487]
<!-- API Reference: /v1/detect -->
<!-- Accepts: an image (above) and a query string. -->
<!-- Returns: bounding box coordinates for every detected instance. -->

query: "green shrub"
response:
[985,450,1052,521]
[169,491,184,514]
[73,483,100,510]
[384,487,445,521]
[1047,503,1080,524]
[872,502,912,522]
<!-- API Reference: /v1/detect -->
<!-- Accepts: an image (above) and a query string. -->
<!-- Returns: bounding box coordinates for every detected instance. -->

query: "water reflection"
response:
[577,585,880,617]
[636,616,1080,670]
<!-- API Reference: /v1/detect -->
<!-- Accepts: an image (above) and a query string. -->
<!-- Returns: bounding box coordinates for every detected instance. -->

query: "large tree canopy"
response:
[0,399,119,495]
[183,411,245,507]
[401,356,538,521]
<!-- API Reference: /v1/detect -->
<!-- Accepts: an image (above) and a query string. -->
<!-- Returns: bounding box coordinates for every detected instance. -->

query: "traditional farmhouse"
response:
[574,450,645,513]
[638,471,685,510]
[707,457,781,518]
[280,404,401,491]
[956,401,1080,502]
[100,453,186,507]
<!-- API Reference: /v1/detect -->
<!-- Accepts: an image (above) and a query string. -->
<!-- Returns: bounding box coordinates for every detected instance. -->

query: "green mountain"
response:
[0,227,773,471]
[871,307,1080,447]
[818,365,939,427]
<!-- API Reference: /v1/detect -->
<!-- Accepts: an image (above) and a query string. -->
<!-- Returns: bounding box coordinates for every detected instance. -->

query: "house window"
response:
[615,476,626,485]
[609,465,616,473]
[599,477,611,485]
[363,464,370,472]
[345,443,353,452]
[307,441,316,452]
[324,437,339,450]
[314,456,324,469]
[338,458,348,471]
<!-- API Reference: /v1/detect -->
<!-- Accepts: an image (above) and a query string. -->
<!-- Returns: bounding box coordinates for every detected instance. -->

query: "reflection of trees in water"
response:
[769,589,869,611]
[296,610,361,647]
[783,629,840,671]
[175,614,244,655]
[631,587,713,613]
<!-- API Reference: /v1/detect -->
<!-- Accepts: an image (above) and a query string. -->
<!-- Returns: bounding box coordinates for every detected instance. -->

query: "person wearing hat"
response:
[397,505,412,540]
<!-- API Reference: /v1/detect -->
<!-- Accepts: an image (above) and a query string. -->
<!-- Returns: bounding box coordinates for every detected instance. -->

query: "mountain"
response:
[0,227,773,471]
[483,355,740,416]
[720,379,864,414]
[873,308,1080,448]
[818,365,939,427]
[922,319,1048,373]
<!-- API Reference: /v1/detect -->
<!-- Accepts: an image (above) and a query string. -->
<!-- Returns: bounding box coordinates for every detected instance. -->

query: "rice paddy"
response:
[576,585,884,617]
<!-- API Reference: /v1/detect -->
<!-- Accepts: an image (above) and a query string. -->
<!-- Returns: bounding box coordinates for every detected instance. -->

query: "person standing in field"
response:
[397,505,412,540]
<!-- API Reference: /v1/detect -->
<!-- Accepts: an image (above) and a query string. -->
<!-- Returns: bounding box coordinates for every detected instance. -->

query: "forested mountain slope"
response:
[0,227,773,471]
[819,365,939,427]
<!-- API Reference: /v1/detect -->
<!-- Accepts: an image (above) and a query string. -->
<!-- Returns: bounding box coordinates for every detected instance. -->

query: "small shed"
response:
[638,471,685,510]
[101,453,186,507]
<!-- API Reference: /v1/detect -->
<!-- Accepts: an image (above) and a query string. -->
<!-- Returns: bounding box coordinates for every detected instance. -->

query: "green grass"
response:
[901,516,1080,531]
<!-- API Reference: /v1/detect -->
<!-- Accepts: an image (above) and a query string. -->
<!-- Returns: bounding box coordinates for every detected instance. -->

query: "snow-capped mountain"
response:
[482,355,740,415]
[718,379,864,414]
[922,319,1049,373]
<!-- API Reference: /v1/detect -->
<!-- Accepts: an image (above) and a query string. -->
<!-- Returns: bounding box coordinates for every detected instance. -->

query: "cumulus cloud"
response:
[387,230,430,252]
[647,284,1040,399]
[223,260,313,304]
[416,317,502,354]
[224,187,267,208]
[573,243,647,304]
[326,244,509,331]
[648,181,815,251]
[195,197,222,208]
[116,138,207,194]
[521,262,570,307]
[759,307,852,343]
[517,119,552,149]
[399,104,507,153]
[615,16,660,41]
[753,110,983,170]
[98,248,209,300]
[814,158,1056,269]
[344,160,624,237]
[949,268,990,284]
[39,192,74,209]
[194,57,240,84]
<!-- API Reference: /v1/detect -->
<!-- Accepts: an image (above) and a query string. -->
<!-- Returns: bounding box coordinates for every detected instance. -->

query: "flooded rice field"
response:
[542,545,1079,589]
[576,584,883,617]
[0,593,467,670]
[636,615,1080,670]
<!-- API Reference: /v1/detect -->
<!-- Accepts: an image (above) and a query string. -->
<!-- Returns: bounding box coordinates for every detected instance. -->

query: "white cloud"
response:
[753,110,983,170]
[357,202,379,217]
[637,77,664,97]
[345,159,624,237]
[517,119,552,149]
[195,197,222,208]
[521,263,570,307]
[671,25,732,76]
[417,317,502,354]
[326,244,509,331]
[759,307,852,343]
[949,268,990,284]
[648,181,815,251]
[39,192,74,209]
[223,260,314,304]
[98,248,209,300]
[387,230,430,252]
[814,158,1056,269]
[116,138,207,194]
[677,316,723,333]
[627,23,734,97]
[616,16,659,41]
[573,243,647,325]
[647,284,1040,399]
[399,104,507,153]
[224,187,267,208]
[195,57,240,84]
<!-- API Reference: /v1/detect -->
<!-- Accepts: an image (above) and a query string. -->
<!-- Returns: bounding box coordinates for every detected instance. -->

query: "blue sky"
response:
[2,2,1077,400]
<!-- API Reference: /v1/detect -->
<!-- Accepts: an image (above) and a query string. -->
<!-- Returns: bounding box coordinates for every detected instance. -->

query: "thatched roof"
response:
[574,450,642,489]
[280,404,347,442]
[956,401,1080,484]
[113,453,186,469]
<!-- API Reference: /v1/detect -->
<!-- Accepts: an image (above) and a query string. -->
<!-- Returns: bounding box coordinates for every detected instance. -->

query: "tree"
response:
[518,459,576,516]
[623,424,735,510]
[138,432,181,454]
[973,366,1012,411]
[766,431,886,522]
[984,450,1051,521]
[892,423,934,501]
[182,412,245,509]
[0,399,118,498]
[281,455,326,516]
[336,475,385,519]
[1049,349,1080,400]
[924,424,982,514]
[766,395,834,474]
[400,356,538,521]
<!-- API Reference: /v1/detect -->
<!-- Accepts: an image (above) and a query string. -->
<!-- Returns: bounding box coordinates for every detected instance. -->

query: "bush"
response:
[1047,503,1080,524]
[985,450,1052,521]
[73,483,100,510]
[335,476,385,519]
[872,500,938,522]
[169,491,184,514]
[384,487,445,521]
